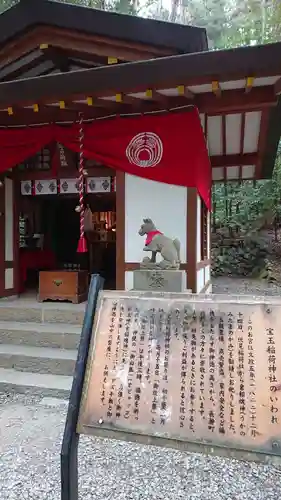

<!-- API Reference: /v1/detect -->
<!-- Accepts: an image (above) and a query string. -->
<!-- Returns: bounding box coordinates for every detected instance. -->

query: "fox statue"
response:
[138,218,181,270]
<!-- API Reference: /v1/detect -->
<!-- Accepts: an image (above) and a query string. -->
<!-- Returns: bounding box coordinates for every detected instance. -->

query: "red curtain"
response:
[0,108,211,209]
[0,126,54,173]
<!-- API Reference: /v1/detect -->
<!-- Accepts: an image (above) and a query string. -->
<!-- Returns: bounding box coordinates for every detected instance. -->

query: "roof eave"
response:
[0,0,208,54]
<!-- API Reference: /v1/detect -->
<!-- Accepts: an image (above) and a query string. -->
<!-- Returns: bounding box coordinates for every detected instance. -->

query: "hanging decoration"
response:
[0,108,211,209]
[77,113,87,253]
[86,177,111,193]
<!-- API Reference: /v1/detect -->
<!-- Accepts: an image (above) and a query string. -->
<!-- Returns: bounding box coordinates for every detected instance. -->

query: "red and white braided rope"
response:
[78,112,85,239]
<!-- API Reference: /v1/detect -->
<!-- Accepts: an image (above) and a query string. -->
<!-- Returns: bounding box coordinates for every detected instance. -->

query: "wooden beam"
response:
[195,86,276,114]
[0,20,173,69]
[212,80,221,97]
[204,113,208,142]
[255,109,270,179]
[45,98,130,115]
[245,76,254,93]
[0,79,276,114]
[19,60,55,79]
[71,97,131,111]
[238,112,246,180]
[1,24,281,87]
[44,101,96,115]
[14,165,114,181]
[0,106,83,125]
[222,114,226,155]
[187,188,197,293]
[40,34,159,63]
[0,49,44,81]
[116,171,125,290]
[114,93,140,106]
[40,26,174,58]
[221,114,227,181]
[40,44,70,73]
[211,153,258,167]
[177,85,194,99]
[108,57,118,65]
[0,29,45,68]
[143,89,167,103]
[0,106,121,126]
[274,77,281,95]
[69,55,113,68]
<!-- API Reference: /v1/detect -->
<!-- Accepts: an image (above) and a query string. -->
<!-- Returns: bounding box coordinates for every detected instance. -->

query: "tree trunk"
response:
[170,0,180,22]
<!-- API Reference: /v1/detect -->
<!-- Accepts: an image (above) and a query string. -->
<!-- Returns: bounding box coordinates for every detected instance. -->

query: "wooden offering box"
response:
[38,270,88,304]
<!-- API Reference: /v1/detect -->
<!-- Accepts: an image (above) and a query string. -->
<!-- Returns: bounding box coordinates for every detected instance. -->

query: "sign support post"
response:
[61,274,104,500]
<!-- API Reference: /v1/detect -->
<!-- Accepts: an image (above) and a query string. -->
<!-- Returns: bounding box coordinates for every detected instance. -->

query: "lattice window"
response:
[35,147,51,170]
[18,148,51,171]
[200,199,208,261]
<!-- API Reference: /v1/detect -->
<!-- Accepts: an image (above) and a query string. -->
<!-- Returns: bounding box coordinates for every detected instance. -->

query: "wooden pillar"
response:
[13,180,20,295]
[0,177,18,298]
[187,187,197,293]
[115,170,125,289]
[0,181,4,296]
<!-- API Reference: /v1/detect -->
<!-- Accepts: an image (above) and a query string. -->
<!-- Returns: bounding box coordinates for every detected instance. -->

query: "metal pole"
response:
[61,274,104,500]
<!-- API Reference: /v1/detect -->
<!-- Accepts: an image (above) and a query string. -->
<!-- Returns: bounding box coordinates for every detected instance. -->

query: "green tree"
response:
[0,0,142,15]
[220,0,281,48]
[0,0,17,13]
[178,0,229,48]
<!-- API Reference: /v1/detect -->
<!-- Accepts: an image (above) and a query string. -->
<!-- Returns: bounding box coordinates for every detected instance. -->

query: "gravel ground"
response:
[2,277,281,499]
[212,277,281,296]
[1,393,281,500]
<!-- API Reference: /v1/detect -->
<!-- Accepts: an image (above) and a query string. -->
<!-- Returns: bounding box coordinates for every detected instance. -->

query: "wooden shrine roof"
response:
[2,0,207,53]
[0,41,281,182]
[0,0,207,89]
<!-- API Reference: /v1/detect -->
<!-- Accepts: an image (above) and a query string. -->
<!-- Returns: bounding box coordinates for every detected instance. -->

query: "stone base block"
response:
[133,269,185,293]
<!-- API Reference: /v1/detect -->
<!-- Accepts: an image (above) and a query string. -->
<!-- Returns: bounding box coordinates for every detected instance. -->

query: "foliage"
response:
[213,150,281,233]
[0,0,17,13]
[211,151,281,277]
[0,0,145,16]
[2,0,281,50]
[212,234,268,277]
[160,0,281,49]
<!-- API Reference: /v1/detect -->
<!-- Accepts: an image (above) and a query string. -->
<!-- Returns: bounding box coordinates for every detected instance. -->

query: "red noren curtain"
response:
[0,108,211,209]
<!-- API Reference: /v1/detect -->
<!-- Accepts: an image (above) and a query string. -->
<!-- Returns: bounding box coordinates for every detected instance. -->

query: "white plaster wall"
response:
[204,283,212,294]
[196,194,201,263]
[197,268,204,293]
[5,178,14,262]
[207,211,211,259]
[5,268,14,289]
[125,271,134,291]
[125,175,187,265]
[205,265,211,284]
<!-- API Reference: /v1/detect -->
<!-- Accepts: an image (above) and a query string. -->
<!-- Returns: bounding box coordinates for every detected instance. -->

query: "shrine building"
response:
[0,0,281,301]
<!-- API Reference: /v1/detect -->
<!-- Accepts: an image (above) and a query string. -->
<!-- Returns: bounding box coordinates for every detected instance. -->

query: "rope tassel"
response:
[77,112,87,253]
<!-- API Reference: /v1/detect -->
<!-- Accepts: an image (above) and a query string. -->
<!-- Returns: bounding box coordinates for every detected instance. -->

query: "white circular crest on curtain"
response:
[126,132,163,168]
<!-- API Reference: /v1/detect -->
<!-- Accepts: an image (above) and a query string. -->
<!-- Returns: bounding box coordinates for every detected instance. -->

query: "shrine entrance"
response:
[18,181,117,297]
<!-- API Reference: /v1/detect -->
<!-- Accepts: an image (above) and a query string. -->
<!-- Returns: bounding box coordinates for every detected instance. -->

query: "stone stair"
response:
[0,300,85,397]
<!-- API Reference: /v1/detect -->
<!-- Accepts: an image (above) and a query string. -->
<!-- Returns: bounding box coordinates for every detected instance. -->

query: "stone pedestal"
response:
[133,269,186,293]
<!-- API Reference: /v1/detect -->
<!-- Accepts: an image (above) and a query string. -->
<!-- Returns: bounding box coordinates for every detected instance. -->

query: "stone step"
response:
[0,321,81,350]
[0,300,85,325]
[0,368,72,398]
[0,344,77,376]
